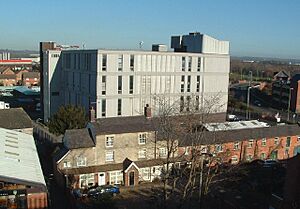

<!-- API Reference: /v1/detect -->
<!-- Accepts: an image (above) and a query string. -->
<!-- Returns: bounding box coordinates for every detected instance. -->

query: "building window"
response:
[215,144,223,152]
[101,99,106,117]
[186,96,191,112]
[102,76,106,95]
[80,173,95,188]
[130,55,134,71]
[286,137,291,147]
[231,156,238,164]
[159,148,167,158]
[140,168,150,180]
[63,161,71,168]
[187,75,191,92]
[181,75,185,93]
[184,147,190,155]
[138,149,147,159]
[261,138,267,146]
[129,76,134,94]
[106,135,114,147]
[233,142,239,150]
[102,54,107,71]
[118,76,122,94]
[182,57,186,71]
[197,57,201,71]
[117,99,122,116]
[138,133,147,144]
[76,156,86,167]
[246,155,253,161]
[285,149,289,157]
[106,150,114,162]
[260,153,266,160]
[118,55,123,71]
[109,171,123,185]
[188,57,192,71]
[274,137,280,145]
[248,140,254,148]
[196,76,200,92]
[180,96,184,112]
[195,96,200,111]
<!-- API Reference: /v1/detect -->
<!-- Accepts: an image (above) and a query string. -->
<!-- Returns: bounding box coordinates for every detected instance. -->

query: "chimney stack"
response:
[144,104,152,118]
[89,106,96,122]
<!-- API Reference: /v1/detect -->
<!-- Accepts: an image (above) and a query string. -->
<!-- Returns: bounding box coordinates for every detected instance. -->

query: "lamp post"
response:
[287,87,294,121]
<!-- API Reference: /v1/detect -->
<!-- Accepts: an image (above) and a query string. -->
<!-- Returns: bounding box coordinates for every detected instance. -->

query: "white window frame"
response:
[231,156,238,164]
[260,153,266,160]
[159,147,167,158]
[262,138,267,146]
[215,144,223,152]
[138,133,147,145]
[79,173,95,188]
[246,155,253,161]
[140,168,151,181]
[138,149,147,159]
[274,137,279,145]
[233,142,239,150]
[105,135,114,147]
[76,156,86,167]
[109,170,123,185]
[248,140,254,148]
[63,161,71,168]
[105,150,114,162]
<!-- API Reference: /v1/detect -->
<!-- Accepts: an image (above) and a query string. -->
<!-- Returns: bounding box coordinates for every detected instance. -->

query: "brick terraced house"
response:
[53,116,300,189]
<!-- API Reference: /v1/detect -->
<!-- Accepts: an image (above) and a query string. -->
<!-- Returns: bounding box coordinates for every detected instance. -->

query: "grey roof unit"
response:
[0,108,32,129]
[63,128,95,149]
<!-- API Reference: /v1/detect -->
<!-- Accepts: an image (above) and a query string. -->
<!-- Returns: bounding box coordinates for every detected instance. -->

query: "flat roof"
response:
[204,120,270,131]
[0,128,46,189]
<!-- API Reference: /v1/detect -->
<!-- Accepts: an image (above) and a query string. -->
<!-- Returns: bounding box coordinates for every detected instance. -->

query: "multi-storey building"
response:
[43,33,230,122]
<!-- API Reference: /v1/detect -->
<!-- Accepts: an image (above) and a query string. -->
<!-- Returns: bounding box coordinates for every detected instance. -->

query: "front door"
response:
[129,172,135,186]
[98,172,106,186]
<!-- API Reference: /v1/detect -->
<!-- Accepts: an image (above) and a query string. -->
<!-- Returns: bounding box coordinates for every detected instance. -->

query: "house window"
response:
[274,137,279,145]
[195,96,200,111]
[140,168,151,180]
[101,99,106,117]
[201,146,208,154]
[261,138,267,146]
[106,135,114,147]
[138,149,147,159]
[118,76,122,94]
[181,76,185,93]
[63,161,71,168]
[197,57,201,71]
[184,147,190,155]
[233,142,239,150]
[159,148,167,158]
[129,76,134,94]
[260,153,266,160]
[246,155,253,161]
[106,150,114,162]
[215,144,223,152]
[130,55,134,71]
[248,140,254,148]
[286,137,291,147]
[138,133,147,144]
[118,55,123,71]
[76,156,86,167]
[102,76,106,95]
[117,99,122,116]
[109,171,123,185]
[102,54,107,71]
[80,173,95,188]
[231,156,238,164]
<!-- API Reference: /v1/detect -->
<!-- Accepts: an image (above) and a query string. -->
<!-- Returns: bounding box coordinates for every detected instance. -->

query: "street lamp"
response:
[246,84,260,120]
[287,87,294,121]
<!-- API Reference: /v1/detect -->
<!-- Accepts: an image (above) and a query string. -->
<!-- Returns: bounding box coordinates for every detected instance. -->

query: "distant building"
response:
[0,74,16,86]
[42,32,230,122]
[0,128,47,209]
[0,51,10,60]
[22,72,40,86]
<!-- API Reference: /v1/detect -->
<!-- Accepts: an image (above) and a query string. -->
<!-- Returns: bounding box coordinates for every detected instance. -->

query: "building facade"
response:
[43,33,230,122]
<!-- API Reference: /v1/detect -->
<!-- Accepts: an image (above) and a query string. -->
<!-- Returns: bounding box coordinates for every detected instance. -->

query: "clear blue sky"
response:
[1,0,300,59]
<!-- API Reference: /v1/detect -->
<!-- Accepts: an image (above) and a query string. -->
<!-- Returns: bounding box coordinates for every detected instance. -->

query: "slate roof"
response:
[22,72,40,79]
[180,124,300,146]
[0,74,16,79]
[63,128,95,149]
[0,108,32,129]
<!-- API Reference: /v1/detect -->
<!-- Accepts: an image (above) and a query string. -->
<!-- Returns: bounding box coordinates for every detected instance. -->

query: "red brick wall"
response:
[27,192,48,209]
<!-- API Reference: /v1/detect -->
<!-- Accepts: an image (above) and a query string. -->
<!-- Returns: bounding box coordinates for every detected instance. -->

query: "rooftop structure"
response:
[204,120,270,132]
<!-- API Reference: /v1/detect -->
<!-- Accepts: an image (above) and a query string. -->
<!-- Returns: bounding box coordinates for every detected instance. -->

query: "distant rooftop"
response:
[204,120,269,131]
[0,128,46,190]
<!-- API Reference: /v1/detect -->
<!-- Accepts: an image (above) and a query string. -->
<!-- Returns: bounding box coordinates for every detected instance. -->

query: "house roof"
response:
[63,128,95,149]
[180,124,300,146]
[274,71,289,79]
[0,74,16,79]
[22,72,39,79]
[0,108,32,129]
[0,128,46,191]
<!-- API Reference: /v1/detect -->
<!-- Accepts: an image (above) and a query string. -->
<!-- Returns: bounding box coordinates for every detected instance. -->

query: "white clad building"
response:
[43,33,230,122]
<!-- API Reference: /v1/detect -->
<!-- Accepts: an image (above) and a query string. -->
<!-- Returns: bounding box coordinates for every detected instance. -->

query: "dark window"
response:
[196,76,200,92]
[130,55,134,71]
[102,99,106,117]
[187,76,191,92]
[118,76,122,94]
[286,137,291,147]
[188,57,192,71]
[180,96,184,112]
[117,99,122,115]
[129,76,134,94]
[181,75,185,93]
[197,57,201,71]
[118,55,123,71]
[182,57,186,71]
[102,76,106,95]
[102,54,107,71]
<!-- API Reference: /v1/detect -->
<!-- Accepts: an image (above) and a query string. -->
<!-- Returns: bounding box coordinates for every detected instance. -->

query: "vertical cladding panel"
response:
[161,76,165,93]
[123,54,129,72]
[151,55,156,73]
[135,75,140,95]
[151,75,156,95]
[147,55,151,72]
[141,55,146,72]
[161,55,166,72]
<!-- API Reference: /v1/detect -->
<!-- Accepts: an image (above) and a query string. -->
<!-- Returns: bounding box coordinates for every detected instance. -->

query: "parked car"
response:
[87,185,120,198]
